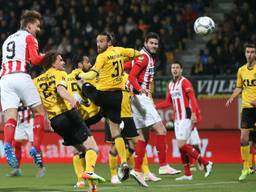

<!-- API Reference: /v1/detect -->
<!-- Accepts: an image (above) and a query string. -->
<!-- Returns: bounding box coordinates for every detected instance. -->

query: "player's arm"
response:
[127,55,148,94]
[122,48,141,60]
[78,55,103,80]
[226,69,242,107]
[26,35,44,65]
[226,87,242,107]
[78,70,98,80]
[56,71,77,108]
[122,48,141,70]
[183,80,198,124]
[123,60,133,70]
[57,85,77,108]
[155,85,172,109]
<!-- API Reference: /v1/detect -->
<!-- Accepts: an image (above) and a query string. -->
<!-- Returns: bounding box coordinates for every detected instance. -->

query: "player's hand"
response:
[191,112,197,125]
[139,88,148,95]
[250,100,256,107]
[70,98,78,109]
[75,73,81,80]
[77,79,85,89]
[225,97,233,107]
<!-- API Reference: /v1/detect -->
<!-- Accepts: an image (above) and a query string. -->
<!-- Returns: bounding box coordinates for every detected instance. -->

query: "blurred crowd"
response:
[0,0,211,74]
[191,0,256,76]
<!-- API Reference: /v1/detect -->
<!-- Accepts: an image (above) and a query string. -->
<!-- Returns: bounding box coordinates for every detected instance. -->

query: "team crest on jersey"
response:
[138,56,144,60]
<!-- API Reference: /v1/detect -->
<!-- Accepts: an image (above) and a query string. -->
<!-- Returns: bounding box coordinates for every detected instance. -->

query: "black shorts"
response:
[105,117,138,143]
[82,83,122,124]
[50,109,91,146]
[85,112,102,127]
[241,108,256,129]
[249,130,256,143]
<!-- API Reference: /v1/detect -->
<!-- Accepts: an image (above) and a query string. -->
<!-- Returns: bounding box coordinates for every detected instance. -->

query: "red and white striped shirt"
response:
[125,47,155,97]
[1,30,44,77]
[17,105,34,125]
[156,76,201,121]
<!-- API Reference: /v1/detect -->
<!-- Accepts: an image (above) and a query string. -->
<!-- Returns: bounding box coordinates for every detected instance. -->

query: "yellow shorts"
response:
[121,91,133,118]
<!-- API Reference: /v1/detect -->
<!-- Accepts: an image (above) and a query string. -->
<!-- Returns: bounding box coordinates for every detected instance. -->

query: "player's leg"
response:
[8,123,30,177]
[2,109,18,168]
[30,105,45,155]
[188,127,203,171]
[73,149,86,188]
[104,120,121,184]
[1,74,30,168]
[19,75,46,167]
[107,119,131,182]
[239,129,252,180]
[130,128,149,187]
[50,109,104,190]
[175,139,193,181]
[249,130,256,171]
[122,116,161,182]
[152,121,181,175]
[6,140,22,177]
[23,120,46,177]
[142,154,162,182]
[120,118,138,168]
[108,145,121,184]
[239,109,255,180]
[109,121,127,164]
[176,119,212,180]
[0,76,19,168]
[99,90,129,181]
[82,136,102,179]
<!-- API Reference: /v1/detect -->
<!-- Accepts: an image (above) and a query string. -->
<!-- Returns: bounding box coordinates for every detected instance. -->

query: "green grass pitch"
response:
[0,164,255,192]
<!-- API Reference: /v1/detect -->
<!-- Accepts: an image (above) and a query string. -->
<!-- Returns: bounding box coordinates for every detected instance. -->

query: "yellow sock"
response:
[85,149,98,172]
[241,145,250,170]
[87,180,96,188]
[109,152,118,177]
[73,154,85,182]
[249,152,253,168]
[114,137,127,163]
[142,154,150,175]
[126,149,134,168]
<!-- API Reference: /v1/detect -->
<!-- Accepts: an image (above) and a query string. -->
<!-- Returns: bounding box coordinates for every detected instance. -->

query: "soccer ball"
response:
[194,16,215,35]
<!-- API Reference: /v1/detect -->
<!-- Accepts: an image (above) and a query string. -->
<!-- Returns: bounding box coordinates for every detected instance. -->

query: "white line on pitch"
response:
[90,181,239,191]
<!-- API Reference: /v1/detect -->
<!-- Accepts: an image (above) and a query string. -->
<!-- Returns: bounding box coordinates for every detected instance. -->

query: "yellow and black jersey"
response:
[33,68,71,119]
[121,91,132,118]
[120,72,133,118]
[67,68,100,120]
[91,46,140,91]
[236,63,256,108]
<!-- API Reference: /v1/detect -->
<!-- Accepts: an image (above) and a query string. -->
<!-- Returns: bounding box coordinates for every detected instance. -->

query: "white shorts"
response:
[187,127,201,145]
[0,73,41,111]
[14,121,34,142]
[131,94,162,129]
[174,119,192,140]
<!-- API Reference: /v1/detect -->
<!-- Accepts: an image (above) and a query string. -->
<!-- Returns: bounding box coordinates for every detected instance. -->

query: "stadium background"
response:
[0,0,255,164]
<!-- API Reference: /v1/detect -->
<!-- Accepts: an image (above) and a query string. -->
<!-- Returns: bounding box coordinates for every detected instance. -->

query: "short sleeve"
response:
[55,70,68,88]
[91,54,105,73]
[236,68,242,88]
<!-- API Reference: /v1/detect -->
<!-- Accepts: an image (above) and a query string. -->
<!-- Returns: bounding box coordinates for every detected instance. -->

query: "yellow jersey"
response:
[91,46,140,91]
[67,68,100,120]
[236,63,256,108]
[120,72,133,118]
[34,68,71,119]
